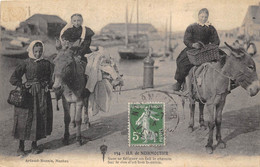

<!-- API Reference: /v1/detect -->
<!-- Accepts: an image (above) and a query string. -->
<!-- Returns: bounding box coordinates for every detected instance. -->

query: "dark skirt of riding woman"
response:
[173,8,221,91]
[9,41,53,155]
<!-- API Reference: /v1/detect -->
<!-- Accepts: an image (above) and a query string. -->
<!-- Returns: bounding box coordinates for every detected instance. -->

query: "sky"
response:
[0,0,259,33]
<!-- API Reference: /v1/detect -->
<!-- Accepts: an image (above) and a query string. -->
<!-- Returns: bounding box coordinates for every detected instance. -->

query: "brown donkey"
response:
[186,42,260,154]
[52,49,90,146]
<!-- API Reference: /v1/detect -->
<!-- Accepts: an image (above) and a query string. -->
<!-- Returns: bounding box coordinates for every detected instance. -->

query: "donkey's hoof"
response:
[188,126,194,133]
[62,138,69,145]
[71,121,76,128]
[199,124,207,130]
[76,140,82,146]
[84,122,91,129]
[217,141,226,149]
[205,146,213,154]
[83,118,89,124]
[76,136,82,146]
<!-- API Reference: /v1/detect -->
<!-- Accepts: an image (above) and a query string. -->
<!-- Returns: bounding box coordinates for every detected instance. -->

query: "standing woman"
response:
[10,40,53,155]
[173,8,220,91]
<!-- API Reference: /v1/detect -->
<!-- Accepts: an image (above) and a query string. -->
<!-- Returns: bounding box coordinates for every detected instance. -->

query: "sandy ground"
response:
[0,37,259,167]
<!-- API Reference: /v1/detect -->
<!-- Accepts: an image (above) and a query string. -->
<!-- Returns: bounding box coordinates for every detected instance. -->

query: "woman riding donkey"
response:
[55,13,95,125]
[173,8,223,91]
[52,13,95,145]
[56,13,95,64]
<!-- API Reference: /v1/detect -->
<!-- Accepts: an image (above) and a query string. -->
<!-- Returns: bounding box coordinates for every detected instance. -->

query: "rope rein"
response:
[208,64,233,80]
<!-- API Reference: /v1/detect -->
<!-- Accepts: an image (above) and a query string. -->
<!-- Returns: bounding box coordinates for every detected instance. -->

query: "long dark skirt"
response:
[12,84,53,141]
[174,47,194,83]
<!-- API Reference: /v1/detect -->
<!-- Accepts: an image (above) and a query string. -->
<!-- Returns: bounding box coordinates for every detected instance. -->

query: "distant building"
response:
[16,14,66,38]
[100,23,159,39]
[241,3,260,40]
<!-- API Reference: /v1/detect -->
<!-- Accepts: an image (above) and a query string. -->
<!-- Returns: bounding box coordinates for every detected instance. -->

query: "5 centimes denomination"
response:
[128,102,165,146]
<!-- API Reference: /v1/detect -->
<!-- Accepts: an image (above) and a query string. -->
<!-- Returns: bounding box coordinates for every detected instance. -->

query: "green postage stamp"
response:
[128,102,165,146]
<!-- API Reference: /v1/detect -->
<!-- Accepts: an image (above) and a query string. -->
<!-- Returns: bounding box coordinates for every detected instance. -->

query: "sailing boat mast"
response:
[118,0,149,59]
[28,6,31,17]
[125,1,129,46]
[136,0,139,38]
[164,19,168,54]
[129,3,135,23]
[169,12,174,59]
[168,12,172,50]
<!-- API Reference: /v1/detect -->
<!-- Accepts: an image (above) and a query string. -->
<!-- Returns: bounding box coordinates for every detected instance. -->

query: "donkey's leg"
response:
[186,75,195,132]
[83,93,90,129]
[205,104,216,154]
[70,103,76,128]
[181,80,186,116]
[188,100,195,133]
[199,102,206,130]
[62,96,70,145]
[75,100,84,146]
[83,106,90,129]
[216,101,226,149]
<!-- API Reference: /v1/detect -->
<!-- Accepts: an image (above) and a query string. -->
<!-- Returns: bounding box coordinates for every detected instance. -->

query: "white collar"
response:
[197,21,211,27]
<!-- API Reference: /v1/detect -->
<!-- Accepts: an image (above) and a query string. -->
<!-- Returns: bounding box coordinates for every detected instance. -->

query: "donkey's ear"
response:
[224,42,235,51]
[224,42,245,58]
[231,50,245,58]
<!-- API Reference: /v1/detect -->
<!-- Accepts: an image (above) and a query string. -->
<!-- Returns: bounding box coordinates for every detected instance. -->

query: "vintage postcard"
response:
[0,0,260,167]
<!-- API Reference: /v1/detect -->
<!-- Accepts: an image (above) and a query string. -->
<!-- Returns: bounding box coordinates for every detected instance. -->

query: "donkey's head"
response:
[224,42,259,96]
[52,50,75,90]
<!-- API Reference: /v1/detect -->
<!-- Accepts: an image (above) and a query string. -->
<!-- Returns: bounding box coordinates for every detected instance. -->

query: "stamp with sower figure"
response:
[128,102,165,146]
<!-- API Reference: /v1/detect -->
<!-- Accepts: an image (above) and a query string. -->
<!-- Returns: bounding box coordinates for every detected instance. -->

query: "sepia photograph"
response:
[0,0,259,166]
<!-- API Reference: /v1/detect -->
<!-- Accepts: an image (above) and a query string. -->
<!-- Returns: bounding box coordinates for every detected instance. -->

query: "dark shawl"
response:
[61,26,95,57]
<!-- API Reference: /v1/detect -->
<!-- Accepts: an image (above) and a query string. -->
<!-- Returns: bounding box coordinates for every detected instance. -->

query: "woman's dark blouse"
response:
[61,26,95,56]
[184,23,220,48]
[10,58,53,87]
